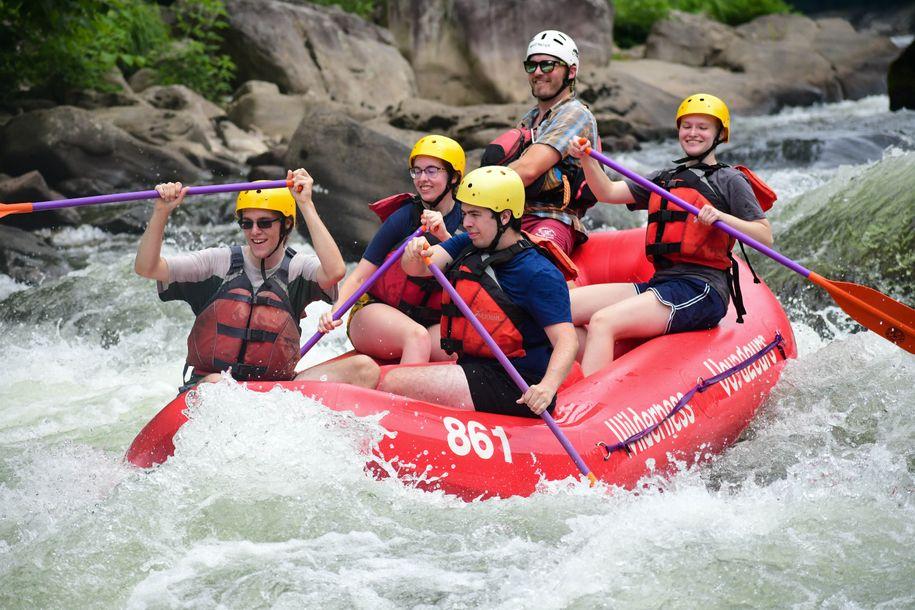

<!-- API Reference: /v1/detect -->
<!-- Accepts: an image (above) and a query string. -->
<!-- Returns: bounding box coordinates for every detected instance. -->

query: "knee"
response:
[351,355,381,389]
[589,308,616,332]
[405,323,432,347]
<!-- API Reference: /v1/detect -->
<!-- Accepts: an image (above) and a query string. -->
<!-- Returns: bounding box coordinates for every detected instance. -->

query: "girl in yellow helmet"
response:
[135,168,378,390]
[318,135,467,364]
[567,93,774,376]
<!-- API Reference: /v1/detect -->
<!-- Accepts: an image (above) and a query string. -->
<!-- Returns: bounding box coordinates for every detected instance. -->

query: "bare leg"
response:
[569,282,641,325]
[378,363,474,410]
[295,354,380,389]
[348,303,432,364]
[580,291,672,376]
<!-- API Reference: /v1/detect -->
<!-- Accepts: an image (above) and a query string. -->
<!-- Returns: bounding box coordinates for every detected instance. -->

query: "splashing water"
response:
[1,97,913,607]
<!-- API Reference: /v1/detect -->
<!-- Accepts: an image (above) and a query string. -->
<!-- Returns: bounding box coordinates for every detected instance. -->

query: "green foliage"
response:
[156,0,236,101]
[307,0,379,19]
[0,0,234,103]
[613,0,795,48]
[614,0,672,49]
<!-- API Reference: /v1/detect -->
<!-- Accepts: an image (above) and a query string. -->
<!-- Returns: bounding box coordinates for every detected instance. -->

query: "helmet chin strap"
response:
[426,169,455,209]
[485,211,511,252]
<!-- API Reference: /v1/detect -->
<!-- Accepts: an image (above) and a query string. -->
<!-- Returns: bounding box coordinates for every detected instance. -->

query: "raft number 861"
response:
[444,417,512,463]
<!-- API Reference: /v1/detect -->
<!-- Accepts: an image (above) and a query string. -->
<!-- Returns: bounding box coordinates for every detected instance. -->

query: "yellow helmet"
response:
[235,183,297,226]
[409,135,466,176]
[676,93,730,143]
[456,166,525,219]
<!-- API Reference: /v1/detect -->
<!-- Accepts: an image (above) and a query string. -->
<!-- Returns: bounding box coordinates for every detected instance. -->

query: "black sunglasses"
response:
[523,59,567,74]
[238,217,282,230]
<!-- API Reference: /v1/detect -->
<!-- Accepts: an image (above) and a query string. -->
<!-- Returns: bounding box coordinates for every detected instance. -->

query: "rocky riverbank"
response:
[0,0,910,280]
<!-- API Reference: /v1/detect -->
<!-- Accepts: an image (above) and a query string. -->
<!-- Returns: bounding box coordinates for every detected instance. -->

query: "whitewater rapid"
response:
[0,96,913,608]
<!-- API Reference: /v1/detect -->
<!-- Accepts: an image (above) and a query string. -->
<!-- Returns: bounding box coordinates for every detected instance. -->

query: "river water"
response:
[1,96,913,608]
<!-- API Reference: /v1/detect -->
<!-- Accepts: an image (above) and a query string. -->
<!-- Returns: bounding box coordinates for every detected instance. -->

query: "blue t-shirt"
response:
[440,233,571,379]
[362,201,463,265]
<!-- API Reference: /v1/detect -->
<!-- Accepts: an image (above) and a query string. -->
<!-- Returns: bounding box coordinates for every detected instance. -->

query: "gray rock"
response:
[645,11,737,68]
[0,171,80,230]
[223,0,417,114]
[127,68,159,93]
[0,106,202,196]
[227,80,310,141]
[888,40,915,111]
[284,104,414,259]
[643,13,899,112]
[386,0,614,104]
[0,225,70,285]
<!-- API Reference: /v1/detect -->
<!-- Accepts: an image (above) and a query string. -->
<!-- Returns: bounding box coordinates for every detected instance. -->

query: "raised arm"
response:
[567,138,635,204]
[289,168,346,290]
[134,182,187,282]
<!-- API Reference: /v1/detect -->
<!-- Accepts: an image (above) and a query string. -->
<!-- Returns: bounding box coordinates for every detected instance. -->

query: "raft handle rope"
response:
[597,331,786,459]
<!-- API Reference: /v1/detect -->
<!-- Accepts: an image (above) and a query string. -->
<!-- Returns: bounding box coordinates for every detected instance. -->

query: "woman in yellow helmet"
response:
[135,168,378,391]
[377,166,578,418]
[318,135,467,364]
[567,93,775,376]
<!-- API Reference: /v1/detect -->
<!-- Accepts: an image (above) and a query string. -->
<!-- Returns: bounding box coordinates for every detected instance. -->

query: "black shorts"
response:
[458,359,556,418]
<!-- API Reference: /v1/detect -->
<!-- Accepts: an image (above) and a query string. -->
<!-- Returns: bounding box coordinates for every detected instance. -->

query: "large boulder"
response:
[0,171,80,230]
[0,225,71,286]
[226,81,310,141]
[644,11,737,68]
[645,13,899,111]
[888,40,915,111]
[0,106,201,197]
[223,0,417,114]
[386,0,614,104]
[284,104,414,260]
[383,98,528,150]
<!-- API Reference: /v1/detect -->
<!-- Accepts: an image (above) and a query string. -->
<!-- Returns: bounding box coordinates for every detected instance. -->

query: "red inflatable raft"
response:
[127,229,796,499]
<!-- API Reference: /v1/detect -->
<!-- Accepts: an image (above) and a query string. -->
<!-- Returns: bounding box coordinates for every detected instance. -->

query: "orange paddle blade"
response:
[809,273,915,353]
[0,202,34,219]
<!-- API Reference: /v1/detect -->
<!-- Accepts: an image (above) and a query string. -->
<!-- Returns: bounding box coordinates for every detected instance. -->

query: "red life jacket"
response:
[440,239,564,359]
[366,193,444,327]
[645,164,775,269]
[645,163,776,322]
[185,246,302,381]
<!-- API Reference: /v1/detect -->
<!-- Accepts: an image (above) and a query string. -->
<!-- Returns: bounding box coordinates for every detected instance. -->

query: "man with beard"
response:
[508,30,599,255]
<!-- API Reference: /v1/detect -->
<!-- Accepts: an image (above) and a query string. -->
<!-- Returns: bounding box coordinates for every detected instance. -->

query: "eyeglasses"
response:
[523,59,566,74]
[409,166,447,179]
[238,217,282,230]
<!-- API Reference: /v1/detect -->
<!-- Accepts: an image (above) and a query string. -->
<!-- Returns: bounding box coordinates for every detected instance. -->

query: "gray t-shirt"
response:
[159,246,338,303]
[624,166,765,305]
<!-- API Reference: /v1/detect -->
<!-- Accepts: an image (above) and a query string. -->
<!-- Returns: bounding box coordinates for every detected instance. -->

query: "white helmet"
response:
[526,30,579,68]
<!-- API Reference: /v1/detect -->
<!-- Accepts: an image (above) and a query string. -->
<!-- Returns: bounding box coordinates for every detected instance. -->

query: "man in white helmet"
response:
[507,29,599,255]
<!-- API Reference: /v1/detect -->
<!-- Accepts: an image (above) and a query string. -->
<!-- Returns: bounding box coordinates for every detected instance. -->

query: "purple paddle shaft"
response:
[29,180,290,212]
[426,261,594,480]
[298,226,426,357]
[586,148,812,278]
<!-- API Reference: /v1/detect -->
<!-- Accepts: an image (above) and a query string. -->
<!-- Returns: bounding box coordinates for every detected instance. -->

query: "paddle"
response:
[297,226,426,357]
[423,254,598,486]
[581,142,915,354]
[0,179,293,220]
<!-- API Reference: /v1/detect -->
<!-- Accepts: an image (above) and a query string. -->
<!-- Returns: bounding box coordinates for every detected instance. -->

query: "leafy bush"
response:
[157,0,236,100]
[308,0,379,20]
[613,0,795,48]
[0,0,234,103]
